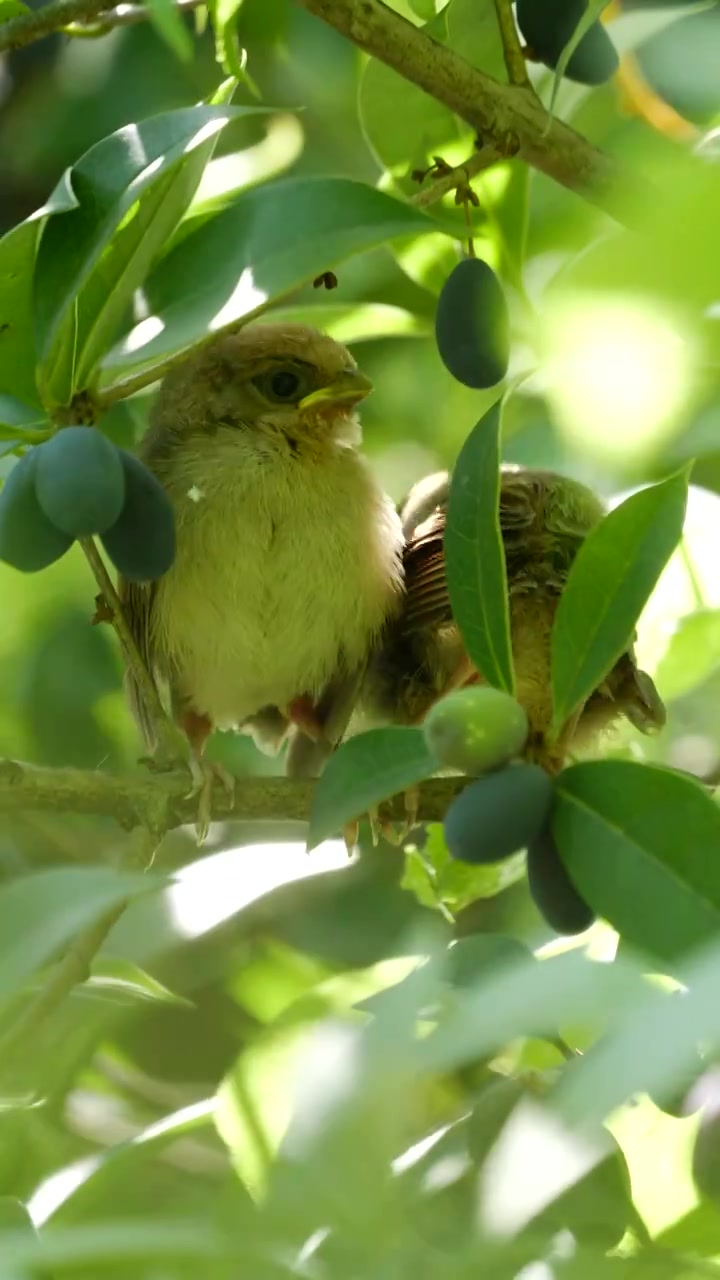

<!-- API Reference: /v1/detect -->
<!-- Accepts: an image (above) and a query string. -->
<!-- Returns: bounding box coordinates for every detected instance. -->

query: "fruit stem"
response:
[80,537,186,767]
[493,0,531,87]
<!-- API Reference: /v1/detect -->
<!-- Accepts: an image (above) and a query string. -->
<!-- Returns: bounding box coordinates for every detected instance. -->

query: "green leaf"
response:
[86,955,194,1008]
[549,0,611,116]
[265,302,430,344]
[553,760,720,962]
[100,178,447,385]
[0,867,164,1002]
[551,470,689,733]
[0,0,29,17]
[0,1220,231,1268]
[446,0,506,82]
[444,400,515,694]
[0,220,44,406]
[34,101,269,407]
[402,823,525,916]
[307,727,438,852]
[147,0,193,60]
[654,608,720,702]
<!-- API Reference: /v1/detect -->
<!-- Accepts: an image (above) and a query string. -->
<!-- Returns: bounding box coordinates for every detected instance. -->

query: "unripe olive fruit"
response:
[527,826,595,936]
[534,1138,633,1250]
[423,686,529,776]
[435,257,510,390]
[516,0,619,86]
[0,452,73,572]
[35,426,125,537]
[444,763,554,865]
[101,450,176,582]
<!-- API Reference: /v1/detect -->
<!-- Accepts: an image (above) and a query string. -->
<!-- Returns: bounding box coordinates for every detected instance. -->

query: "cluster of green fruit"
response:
[0,426,175,583]
[423,686,594,935]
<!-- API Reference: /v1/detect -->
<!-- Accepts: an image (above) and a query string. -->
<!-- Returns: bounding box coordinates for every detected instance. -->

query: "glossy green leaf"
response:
[307,727,437,852]
[34,96,267,407]
[87,955,194,1008]
[654,608,720,701]
[0,867,164,1001]
[553,760,720,962]
[551,470,689,733]
[100,178,448,384]
[549,0,611,115]
[445,400,515,693]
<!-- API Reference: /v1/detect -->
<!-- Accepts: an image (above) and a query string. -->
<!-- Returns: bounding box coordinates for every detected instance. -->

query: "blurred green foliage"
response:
[0,0,719,1274]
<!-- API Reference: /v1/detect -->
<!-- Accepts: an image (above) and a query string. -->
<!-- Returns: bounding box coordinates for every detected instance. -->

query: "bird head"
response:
[153,323,373,452]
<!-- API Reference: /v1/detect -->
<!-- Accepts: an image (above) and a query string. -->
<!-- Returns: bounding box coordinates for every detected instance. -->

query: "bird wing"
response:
[117,576,160,748]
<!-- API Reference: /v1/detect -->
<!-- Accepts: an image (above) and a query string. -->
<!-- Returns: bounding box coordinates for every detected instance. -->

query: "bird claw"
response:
[344,787,421,851]
[185,757,236,845]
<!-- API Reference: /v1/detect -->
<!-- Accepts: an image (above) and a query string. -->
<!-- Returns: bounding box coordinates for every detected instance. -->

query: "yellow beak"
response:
[298,368,373,411]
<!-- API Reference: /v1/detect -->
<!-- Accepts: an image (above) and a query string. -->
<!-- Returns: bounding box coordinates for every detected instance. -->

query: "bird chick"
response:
[360,467,665,773]
[119,323,404,824]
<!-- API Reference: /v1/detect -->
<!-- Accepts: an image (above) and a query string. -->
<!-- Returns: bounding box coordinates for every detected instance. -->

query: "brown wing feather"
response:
[117,576,160,748]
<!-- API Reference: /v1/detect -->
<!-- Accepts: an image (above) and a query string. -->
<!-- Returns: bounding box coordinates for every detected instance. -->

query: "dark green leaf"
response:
[554,760,720,961]
[34,98,268,406]
[101,178,447,384]
[307,727,437,851]
[445,400,515,693]
[0,221,43,406]
[0,867,165,1001]
[551,470,689,732]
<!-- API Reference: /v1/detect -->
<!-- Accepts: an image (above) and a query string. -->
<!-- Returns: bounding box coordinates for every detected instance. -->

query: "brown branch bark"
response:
[291,0,650,223]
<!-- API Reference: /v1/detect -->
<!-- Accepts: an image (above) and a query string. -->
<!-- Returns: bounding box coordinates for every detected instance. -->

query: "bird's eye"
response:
[268,370,301,400]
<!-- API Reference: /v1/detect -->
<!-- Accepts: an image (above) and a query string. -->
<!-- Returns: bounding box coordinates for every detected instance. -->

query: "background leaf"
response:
[654,608,720,702]
[307,728,438,851]
[553,760,720,962]
[100,178,449,384]
[551,470,689,732]
[444,400,515,693]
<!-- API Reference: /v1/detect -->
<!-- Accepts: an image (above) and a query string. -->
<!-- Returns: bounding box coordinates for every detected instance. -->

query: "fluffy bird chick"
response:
[361,467,665,771]
[119,323,404,815]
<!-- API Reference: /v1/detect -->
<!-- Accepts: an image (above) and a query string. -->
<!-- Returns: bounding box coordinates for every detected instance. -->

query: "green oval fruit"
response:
[423,686,529,776]
[689,1070,720,1204]
[35,427,125,537]
[101,450,176,583]
[444,764,554,865]
[527,826,595,936]
[516,0,619,86]
[0,452,73,572]
[435,257,510,389]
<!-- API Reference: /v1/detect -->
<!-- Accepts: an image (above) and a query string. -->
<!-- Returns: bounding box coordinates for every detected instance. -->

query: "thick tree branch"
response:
[292,0,649,223]
[0,757,463,832]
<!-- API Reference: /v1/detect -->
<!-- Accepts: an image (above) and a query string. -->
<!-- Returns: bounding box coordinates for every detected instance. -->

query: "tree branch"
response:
[0,0,201,50]
[493,0,530,87]
[0,756,464,832]
[291,0,650,223]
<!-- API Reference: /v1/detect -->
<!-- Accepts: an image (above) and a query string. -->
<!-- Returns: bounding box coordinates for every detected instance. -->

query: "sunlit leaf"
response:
[147,0,193,60]
[554,760,720,962]
[654,608,720,702]
[445,400,515,693]
[100,178,449,385]
[551,470,689,733]
[34,95,269,407]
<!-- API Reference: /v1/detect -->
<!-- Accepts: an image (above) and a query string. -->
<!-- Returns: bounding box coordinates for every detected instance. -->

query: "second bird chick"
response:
[361,467,666,772]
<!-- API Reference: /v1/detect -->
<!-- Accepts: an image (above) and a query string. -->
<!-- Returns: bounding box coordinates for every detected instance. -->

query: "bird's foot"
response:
[284,694,324,742]
[343,786,421,853]
[186,756,236,845]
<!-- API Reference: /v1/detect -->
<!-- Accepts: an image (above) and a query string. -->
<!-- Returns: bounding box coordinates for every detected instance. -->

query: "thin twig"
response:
[63,0,202,36]
[410,149,501,208]
[493,0,530,87]
[292,0,652,223]
[80,539,184,767]
[0,827,158,1066]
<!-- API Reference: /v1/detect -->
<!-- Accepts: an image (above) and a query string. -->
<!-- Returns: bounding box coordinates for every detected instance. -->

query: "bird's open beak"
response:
[298,368,373,412]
